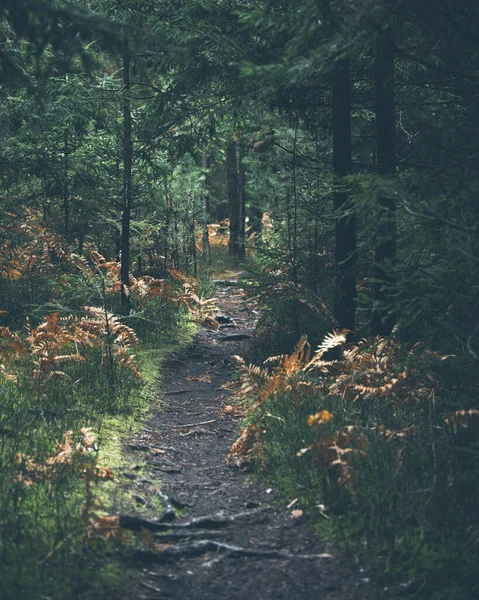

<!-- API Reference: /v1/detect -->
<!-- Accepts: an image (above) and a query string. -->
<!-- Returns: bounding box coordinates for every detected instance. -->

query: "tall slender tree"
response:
[332,55,356,332]
[201,148,212,266]
[237,144,247,257]
[227,138,241,256]
[372,21,396,336]
[120,34,132,311]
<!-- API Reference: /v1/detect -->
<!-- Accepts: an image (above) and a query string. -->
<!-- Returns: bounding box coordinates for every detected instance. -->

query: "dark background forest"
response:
[1,1,479,598]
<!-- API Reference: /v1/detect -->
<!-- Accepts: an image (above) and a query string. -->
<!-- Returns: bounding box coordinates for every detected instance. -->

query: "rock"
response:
[215,314,236,325]
[133,494,148,505]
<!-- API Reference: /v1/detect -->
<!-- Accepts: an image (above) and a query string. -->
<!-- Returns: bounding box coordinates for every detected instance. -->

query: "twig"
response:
[40,530,77,564]
[208,483,231,497]
[167,353,187,365]
[140,581,162,593]
[174,507,269,529]
[403,202,478,233]
[170,419,216,429]
[164,389,191,395]
[466,323,479,361]
[180,428,213,437]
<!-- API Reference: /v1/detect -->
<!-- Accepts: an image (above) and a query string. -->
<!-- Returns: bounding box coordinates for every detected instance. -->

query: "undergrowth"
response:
[0,213,208,599]
[229,333,479,599]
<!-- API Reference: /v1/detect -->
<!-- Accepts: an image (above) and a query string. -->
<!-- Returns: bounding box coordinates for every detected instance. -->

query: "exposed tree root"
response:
[118,507,269,533]
[119,514,172,533]
[134,540,334,563]
[152,530,227,542]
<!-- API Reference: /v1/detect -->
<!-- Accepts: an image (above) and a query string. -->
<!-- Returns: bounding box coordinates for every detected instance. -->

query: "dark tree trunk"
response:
[372,26,397,336]
[248,204,263,240]
[63,136,70,243]
[78,231,84,255]
[237,147,246,257]
[332,56,356,333]
[190,211,197,277]
[201,149,212,266]
[120,35,133,313]
[227,140,241,256]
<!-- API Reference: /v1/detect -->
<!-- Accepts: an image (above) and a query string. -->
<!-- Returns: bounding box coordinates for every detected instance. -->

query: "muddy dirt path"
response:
[119,281,376,600]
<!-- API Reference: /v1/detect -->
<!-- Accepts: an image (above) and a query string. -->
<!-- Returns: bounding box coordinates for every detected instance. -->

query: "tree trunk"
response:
[120,35,133,313]
[201,149,212,266]
[190,194,197,277]
[237,147,246,257]
[78,232,84,255]
[188,220,197,276]
[248,204,263,240]
[227,140,241,256]
[372,26,396,336]
[63,136,70,243]
[332,56,356,333]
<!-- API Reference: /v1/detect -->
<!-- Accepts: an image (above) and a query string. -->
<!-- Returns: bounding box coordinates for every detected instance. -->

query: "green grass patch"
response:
[0,309,197,600]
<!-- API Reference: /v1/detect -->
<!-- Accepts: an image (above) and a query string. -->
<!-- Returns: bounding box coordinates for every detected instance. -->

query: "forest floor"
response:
[114,279,378,600]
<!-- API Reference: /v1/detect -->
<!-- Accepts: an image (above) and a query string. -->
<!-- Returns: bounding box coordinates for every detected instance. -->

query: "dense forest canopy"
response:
[1,1,479,598]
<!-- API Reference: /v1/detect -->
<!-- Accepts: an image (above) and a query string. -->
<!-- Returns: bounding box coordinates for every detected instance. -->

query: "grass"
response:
[199,246,251,280]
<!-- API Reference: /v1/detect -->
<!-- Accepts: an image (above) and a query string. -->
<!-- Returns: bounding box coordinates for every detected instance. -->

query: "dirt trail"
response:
[119,281,376,600]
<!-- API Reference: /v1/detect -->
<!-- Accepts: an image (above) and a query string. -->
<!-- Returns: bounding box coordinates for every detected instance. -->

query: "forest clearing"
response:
[1,1,479,599]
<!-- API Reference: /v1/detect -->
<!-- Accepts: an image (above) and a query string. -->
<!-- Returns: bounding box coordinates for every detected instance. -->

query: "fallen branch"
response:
[164,389,191,396]
[134,540,334,563]
[171,419,216,429]
[140,581,162,593]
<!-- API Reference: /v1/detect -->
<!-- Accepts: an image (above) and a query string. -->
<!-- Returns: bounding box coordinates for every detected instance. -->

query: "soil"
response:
[116,280,380,600]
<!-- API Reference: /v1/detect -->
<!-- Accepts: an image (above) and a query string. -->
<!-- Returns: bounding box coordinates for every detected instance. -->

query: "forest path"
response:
[119,280,374,600]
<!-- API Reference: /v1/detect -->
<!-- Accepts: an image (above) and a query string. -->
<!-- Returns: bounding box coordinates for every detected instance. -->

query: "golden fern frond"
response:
[167,268,190,283]
[316,330,348,358]
[52,354,85,363]
[227,424,260,466]
[444,409,479,433]
[263,354,285,365]
[43,370,72,383]
[70,253,90,271]
[117,354,142,378]
[0,326,25,361]
[304,330,347,373]
[286,336,311,369]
